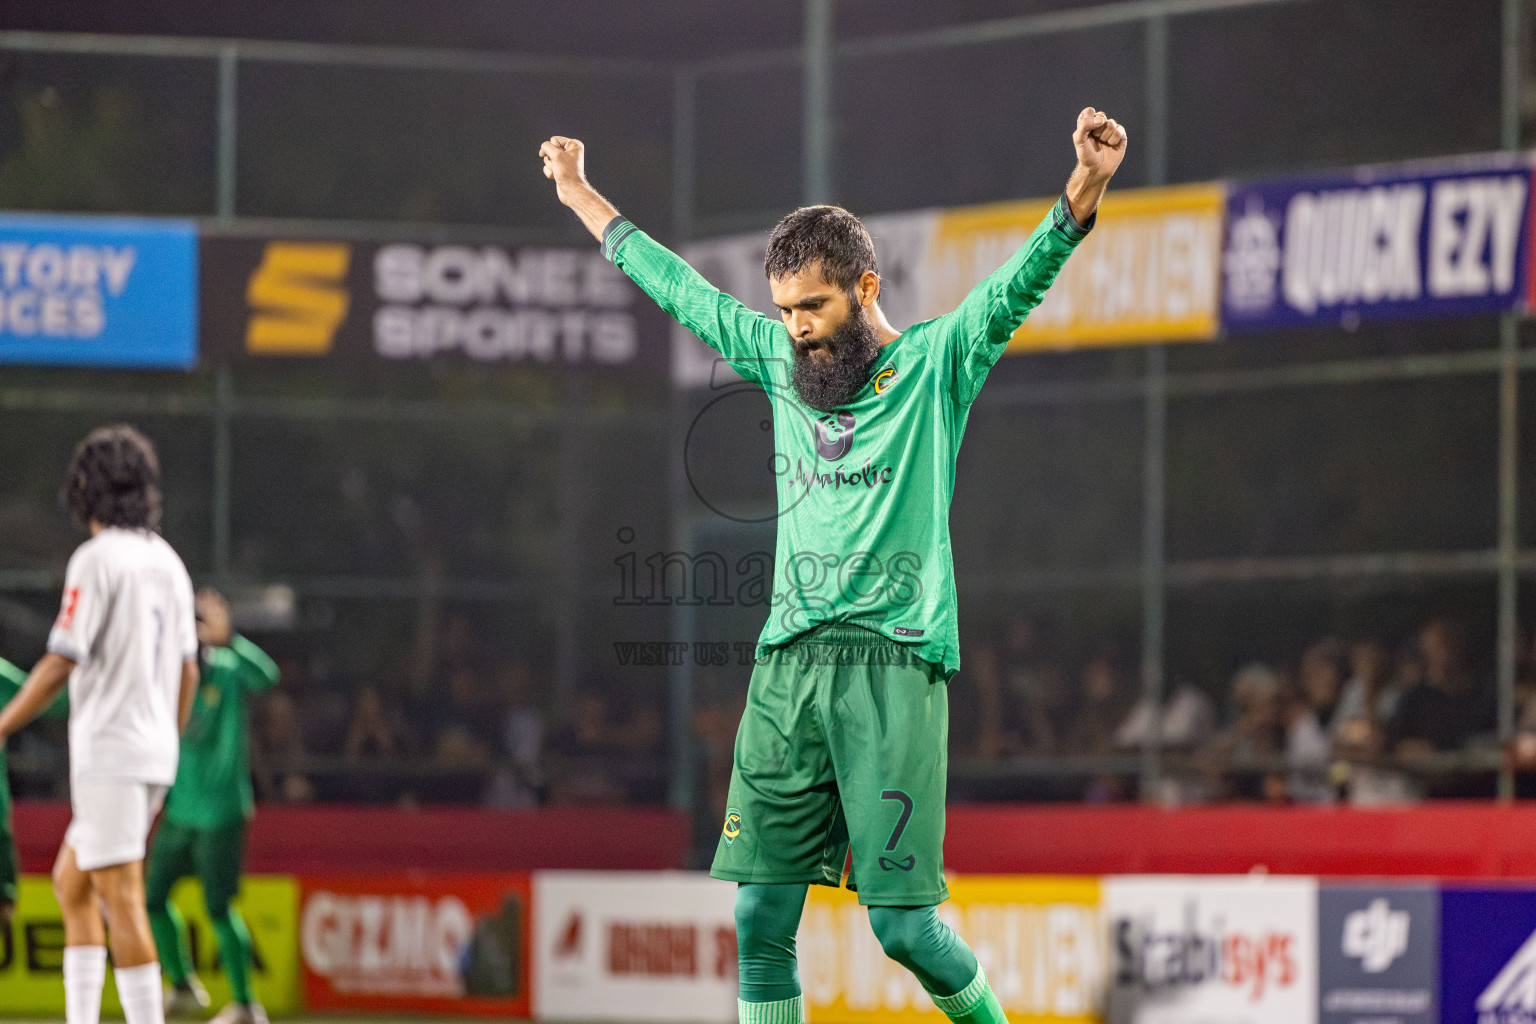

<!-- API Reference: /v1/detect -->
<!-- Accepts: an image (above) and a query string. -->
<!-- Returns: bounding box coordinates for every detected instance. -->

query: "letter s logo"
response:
[246,242,352,354]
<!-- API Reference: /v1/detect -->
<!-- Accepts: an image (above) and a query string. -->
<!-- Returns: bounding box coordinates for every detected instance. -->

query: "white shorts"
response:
[64,779,167,871]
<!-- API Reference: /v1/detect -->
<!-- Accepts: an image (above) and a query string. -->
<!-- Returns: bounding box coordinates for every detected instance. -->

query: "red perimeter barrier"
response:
[943,802,1536,877]
[13,801,691,874]
[19,800,1536,878]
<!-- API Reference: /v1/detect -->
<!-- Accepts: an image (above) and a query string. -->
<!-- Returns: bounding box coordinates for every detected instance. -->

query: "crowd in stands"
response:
[244,648,666,808]
[947,612,1518,805]
[13,607,1536,809]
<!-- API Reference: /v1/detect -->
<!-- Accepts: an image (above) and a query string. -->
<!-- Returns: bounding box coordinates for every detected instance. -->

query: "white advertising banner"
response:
[533,871,739,1023]
[1102,875,1319,1024]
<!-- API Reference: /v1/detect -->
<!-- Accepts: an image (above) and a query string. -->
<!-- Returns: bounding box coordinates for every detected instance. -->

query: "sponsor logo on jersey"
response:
[813,411,856,461]
[1342,898,1409,973]
[722,808,742,845]
[878,855,916,872]
[893,626,924,637]
[1478,926,1536,1021]
[872,366,897,395]
[246,242,352,355]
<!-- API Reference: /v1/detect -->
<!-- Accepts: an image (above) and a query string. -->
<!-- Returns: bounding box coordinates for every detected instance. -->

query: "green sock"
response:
[931,965,1007,1024]
[211,908,255,1005]
[737,995,804,1024]
[148,901,192,986]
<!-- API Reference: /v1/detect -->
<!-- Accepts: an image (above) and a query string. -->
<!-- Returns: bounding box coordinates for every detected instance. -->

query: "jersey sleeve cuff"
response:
[1053,193,1096,241]
[602,217,640,262]
[46,637,83,664]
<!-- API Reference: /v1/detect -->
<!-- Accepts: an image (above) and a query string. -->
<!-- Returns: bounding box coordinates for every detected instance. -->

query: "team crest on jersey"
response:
[873,366,897,395]
[722,808,743,845]
[813,411,856,461]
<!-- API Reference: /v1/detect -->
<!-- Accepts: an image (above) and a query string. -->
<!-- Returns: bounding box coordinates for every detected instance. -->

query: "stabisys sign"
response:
[1221,151,1534,331]
[200,234,668,369]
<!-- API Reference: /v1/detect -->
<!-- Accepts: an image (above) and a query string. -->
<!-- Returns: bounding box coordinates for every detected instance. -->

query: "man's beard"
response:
[790,304,883,412]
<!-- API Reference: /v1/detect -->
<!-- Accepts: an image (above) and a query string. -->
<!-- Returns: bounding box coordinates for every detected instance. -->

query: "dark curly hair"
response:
[60,424,163,532]
[763,205,878,294]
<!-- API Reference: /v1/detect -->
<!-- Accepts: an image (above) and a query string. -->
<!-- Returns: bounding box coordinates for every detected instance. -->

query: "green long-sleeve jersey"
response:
[1,657,68,904]
[604,195,1091,678]
[163,635,279,831]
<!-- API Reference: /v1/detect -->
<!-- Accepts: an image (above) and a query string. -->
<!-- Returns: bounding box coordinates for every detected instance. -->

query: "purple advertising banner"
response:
[1221,152,1532,331]
[1440,885,1536,1024]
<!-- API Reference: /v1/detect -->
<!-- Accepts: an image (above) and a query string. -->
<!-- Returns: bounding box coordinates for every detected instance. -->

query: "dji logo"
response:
[1342,899,1409,973]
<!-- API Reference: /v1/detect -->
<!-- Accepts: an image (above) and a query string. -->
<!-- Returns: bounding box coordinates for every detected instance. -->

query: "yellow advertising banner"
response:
[0,874,301,1016]
[800,875,1104,1024]
[929,184,1225,351]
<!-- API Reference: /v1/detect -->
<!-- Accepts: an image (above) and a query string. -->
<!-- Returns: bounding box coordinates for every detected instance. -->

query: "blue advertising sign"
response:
[0,214,197,368]
[1222,152,1532,331]
[1441,885,1536,1024]
[1318,884,1437,1024]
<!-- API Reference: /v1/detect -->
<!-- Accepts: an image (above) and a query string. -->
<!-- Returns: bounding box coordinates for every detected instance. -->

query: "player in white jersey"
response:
[0,425,198,1024]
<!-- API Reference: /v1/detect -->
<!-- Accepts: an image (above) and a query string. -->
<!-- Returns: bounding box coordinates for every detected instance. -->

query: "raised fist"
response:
[1072,108,1128,182]
[540,136,588,199]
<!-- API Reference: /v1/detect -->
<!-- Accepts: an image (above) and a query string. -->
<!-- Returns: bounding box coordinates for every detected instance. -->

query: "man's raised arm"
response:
[539,136,621,242]
[944,107,1128,405]
[539,135,782,383]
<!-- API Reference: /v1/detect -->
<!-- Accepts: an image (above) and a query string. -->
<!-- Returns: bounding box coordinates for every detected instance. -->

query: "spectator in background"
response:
[1285,639,1347,803]
[343,686,406,760]
[1333,637,1401,747]
[427,666,495,769]
[484,661,545,809]
[1387,618,1496,757]
[957,642,1009,758]
[1333,636,1418,805]
[1062,645,1136,802]
[1201,662,1287,801]
[1114,676,1216,753]
[548,690,631,805]
[254,690,315,803]
[1063,646,1135,756]
[1000,613,1070,754]
[1114,673,1216,804]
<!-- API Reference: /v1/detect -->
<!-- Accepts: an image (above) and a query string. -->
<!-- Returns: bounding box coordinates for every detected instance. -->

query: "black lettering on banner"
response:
[26,921,66,972]
[0,918,13,970]
[881,790,914,851]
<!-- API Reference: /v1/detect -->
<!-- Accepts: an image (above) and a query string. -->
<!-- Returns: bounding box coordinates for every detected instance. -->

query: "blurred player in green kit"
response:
[0,654,68,925]
[146,588,278,1024]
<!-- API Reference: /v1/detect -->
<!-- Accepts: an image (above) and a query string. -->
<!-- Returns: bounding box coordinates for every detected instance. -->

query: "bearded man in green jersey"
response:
[145,588,278,1024]
[0,655,68,927]
[541,107,1126,1024]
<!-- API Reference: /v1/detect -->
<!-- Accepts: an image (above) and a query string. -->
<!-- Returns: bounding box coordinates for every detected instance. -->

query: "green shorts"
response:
[710,623,950,906]
[146,818,248,912]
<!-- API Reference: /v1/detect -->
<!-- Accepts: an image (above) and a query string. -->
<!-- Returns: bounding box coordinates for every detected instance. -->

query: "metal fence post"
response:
[1138,9,1171,802]
[212,362,233,584]
[803,0,835,205]
[668,69,700,813]
[216,44,238,222]
[1497,0,1523,799]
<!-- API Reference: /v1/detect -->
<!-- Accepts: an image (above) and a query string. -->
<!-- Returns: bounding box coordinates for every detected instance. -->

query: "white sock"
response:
[63,945,108,1024]
[114,962,166,1024]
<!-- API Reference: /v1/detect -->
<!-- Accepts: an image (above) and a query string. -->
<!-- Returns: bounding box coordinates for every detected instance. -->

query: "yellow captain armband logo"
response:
[873,366,897,395]
[722,808,742,845]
